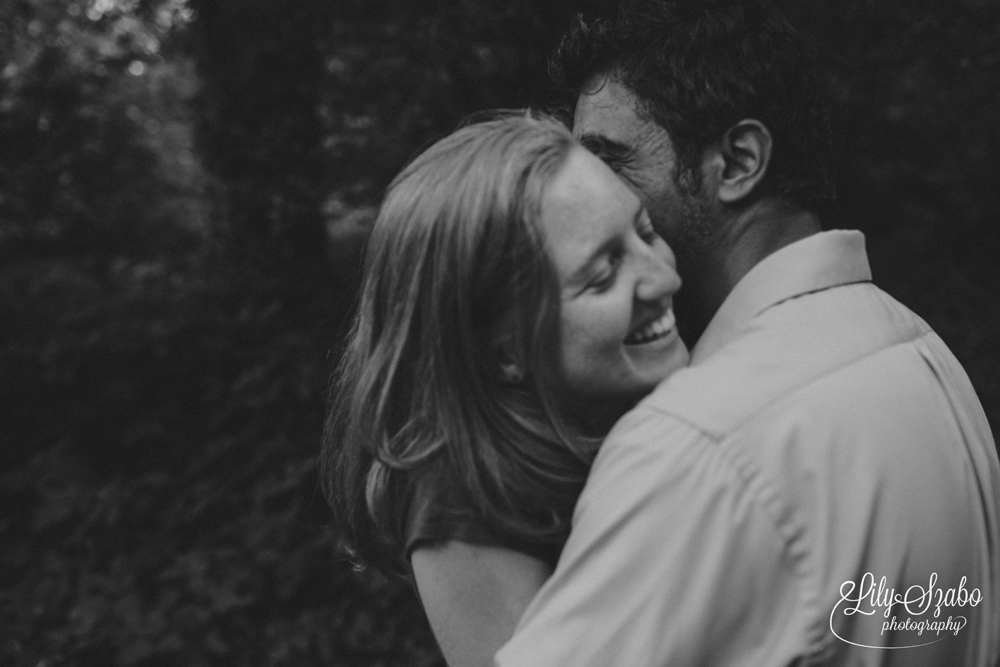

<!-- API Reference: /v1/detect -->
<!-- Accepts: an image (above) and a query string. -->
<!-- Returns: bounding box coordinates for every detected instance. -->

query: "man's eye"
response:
[636,217,658,245]
[602,156,630,174]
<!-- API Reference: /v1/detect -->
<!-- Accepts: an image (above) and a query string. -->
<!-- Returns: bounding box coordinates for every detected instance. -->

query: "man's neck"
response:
[675,200,822,346]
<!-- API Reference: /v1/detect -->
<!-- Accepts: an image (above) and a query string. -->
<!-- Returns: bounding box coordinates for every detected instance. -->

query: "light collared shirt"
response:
[496,230,1000,667]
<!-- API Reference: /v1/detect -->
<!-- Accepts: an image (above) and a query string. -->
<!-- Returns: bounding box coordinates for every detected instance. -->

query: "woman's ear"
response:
[714,119,772,204]
[493,336,524,385]
[499,361,524,385]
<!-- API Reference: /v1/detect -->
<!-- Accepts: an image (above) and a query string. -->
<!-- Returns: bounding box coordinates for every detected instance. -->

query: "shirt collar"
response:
[690,230,873,364]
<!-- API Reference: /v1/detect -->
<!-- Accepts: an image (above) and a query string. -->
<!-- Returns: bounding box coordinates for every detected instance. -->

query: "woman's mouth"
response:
[624,307,676,345]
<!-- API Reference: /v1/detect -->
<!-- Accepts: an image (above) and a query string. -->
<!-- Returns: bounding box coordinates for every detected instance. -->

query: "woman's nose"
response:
[635,244,681,304]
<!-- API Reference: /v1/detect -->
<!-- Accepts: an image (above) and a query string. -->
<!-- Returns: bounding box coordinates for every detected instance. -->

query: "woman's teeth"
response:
[625,308,676,345]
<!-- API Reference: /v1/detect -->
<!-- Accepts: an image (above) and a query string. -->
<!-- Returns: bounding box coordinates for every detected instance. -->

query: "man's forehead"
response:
[572,74,645,142]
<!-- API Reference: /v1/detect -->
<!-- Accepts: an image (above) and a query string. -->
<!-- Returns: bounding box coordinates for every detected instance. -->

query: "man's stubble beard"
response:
[669,163,716,266]
[662,163,719,345]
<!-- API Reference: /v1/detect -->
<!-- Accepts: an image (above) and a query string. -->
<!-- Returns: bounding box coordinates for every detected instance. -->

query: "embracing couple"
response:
[322,1,1000,665]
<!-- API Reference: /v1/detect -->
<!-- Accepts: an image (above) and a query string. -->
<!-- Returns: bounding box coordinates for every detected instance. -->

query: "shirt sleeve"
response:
[494,406,813,667]
[405,467,562,570]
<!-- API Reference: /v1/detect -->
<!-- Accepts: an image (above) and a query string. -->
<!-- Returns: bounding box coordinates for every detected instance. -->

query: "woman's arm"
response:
[411,542,552,667]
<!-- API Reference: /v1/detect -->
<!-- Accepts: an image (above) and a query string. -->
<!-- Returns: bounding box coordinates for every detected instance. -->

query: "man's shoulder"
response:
[635,281,934,440]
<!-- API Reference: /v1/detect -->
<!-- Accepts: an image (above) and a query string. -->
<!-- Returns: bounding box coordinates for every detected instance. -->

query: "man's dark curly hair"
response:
[551,0,835,211]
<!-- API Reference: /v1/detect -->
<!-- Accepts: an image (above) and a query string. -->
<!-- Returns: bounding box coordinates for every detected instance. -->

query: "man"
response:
[495,1,1000,665]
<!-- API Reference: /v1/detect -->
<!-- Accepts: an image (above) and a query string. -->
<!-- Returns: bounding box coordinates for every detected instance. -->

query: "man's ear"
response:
[714,119,772,204]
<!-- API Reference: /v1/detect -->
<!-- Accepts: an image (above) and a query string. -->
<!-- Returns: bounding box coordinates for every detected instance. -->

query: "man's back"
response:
[497,231,1000,666]
[664,279,998,663]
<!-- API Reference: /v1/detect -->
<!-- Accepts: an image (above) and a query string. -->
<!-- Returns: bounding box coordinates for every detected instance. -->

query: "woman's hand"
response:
[411,542,552,667]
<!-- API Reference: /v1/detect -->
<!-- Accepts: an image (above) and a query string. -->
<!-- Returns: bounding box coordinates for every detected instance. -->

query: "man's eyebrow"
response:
[578,133,635,164]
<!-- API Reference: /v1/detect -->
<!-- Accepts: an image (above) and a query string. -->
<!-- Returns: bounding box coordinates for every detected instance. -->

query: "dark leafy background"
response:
[1,0,997,664]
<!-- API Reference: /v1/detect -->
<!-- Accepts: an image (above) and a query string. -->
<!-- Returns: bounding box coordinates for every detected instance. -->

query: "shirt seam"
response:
[648,325,932,441]
[759,277,872,319]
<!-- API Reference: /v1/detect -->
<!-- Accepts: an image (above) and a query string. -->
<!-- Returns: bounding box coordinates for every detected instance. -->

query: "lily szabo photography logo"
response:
[830,572,983,649]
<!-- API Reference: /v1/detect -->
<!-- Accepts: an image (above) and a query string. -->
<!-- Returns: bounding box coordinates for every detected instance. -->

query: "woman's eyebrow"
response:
[567,206,644,287]
[578,133,635,167]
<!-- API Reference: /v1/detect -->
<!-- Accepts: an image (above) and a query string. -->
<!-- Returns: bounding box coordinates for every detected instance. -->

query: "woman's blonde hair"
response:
[321,111,598,574]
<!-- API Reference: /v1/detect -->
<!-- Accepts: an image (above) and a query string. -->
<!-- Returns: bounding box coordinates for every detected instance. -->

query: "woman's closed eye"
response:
[588,250,623,292]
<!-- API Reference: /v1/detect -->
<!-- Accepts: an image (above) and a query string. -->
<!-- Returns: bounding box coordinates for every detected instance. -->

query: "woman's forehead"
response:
[539,148,640,279]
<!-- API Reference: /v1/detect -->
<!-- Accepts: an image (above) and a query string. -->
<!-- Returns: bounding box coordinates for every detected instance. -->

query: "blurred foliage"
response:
[186,0,329,270]
[0,0,997,665]
[0,0,203,258]
[780,0,1000,421]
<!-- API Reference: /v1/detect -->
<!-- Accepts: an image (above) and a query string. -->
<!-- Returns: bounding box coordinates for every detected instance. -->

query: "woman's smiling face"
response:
[540,147,689,416]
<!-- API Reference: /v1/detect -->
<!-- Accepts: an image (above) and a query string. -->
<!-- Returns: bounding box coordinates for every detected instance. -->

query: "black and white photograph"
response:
[2,0,999,665]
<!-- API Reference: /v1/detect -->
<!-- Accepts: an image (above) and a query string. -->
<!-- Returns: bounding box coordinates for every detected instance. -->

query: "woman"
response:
[321,112,688,666]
